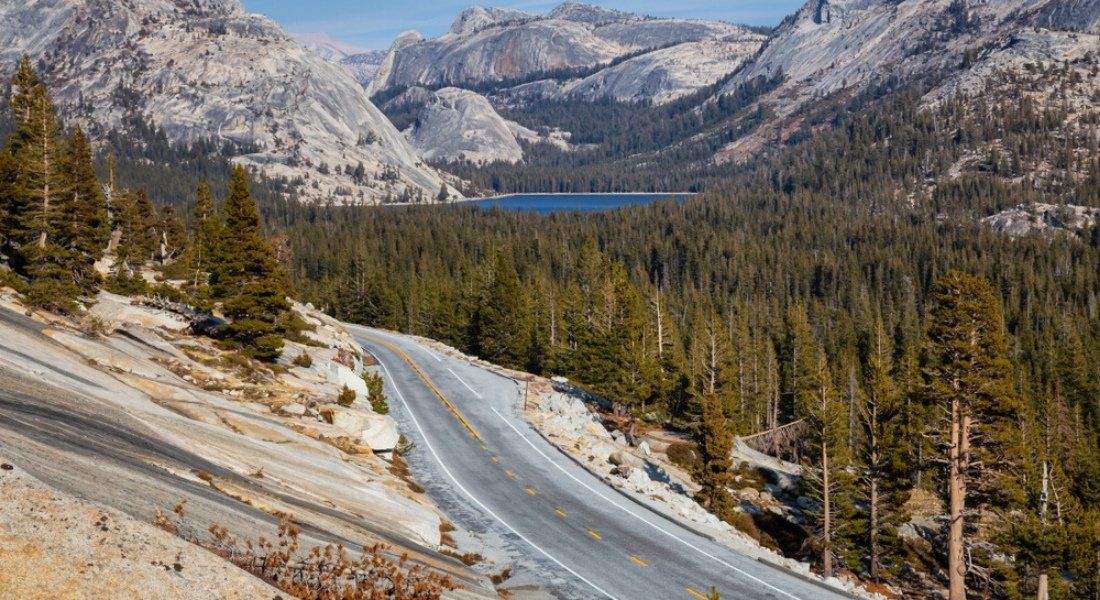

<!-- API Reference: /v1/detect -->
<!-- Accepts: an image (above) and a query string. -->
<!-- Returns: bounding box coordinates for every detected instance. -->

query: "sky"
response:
[240,0,806,50]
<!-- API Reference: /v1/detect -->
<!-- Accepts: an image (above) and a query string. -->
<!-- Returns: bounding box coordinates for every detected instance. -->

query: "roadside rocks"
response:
[321,405,400,451]
[608,450,639,468]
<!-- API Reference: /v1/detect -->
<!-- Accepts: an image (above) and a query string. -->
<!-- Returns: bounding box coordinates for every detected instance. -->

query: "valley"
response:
[1,0,1099,599]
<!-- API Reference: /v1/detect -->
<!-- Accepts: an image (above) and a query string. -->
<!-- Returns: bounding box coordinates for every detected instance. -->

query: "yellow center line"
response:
[686,587,708,600]
[554,509,567,518]
[505,470,516,478]
[587,530,602,540]
[630,555,648,568]
[481,444,488,451]
[526,488,537,496]
[491,456,499,463]
[360,334,482,441]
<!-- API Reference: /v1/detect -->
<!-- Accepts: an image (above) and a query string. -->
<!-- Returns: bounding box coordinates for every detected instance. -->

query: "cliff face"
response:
[714,0,1098,162]
[368,1,747,95]
[563,36,765,105]
[0,0,458,204]
[405,88,527,165]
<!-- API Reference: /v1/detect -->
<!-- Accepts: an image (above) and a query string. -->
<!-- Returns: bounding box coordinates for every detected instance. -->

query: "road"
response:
[351,326,851,600]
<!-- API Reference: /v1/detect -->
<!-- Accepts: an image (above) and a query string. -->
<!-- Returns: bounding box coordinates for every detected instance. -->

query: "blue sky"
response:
[241,1,805,49]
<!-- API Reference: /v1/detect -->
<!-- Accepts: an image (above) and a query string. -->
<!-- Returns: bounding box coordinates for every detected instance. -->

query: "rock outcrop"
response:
[369,1,747,96]
[564,36,765,104]
[403,87,571,164]
[983,203,1100,238]
[0,0,457,204]
[715,0,1100,161]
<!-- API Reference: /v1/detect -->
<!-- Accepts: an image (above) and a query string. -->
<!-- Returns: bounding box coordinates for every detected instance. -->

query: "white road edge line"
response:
[371,348,618,600]
[446,368,483,399]
[489,406,805,600]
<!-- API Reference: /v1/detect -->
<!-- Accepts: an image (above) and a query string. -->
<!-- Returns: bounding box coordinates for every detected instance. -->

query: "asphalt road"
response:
[351,326,851,600]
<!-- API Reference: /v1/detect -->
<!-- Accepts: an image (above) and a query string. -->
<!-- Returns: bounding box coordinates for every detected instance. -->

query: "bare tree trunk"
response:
[823,438,833,578]
[38,106,52,249]
[869,402,880,581]
[653,285,663,360]
[948,393,968,600]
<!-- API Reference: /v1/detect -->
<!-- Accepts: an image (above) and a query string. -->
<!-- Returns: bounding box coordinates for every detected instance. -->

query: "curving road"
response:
[350,326,851,600]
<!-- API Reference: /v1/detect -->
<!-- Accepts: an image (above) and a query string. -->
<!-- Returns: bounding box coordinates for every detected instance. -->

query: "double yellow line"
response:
[362,334,482,441]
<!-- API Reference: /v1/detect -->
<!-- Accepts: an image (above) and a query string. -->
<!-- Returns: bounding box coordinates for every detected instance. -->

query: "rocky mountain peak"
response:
[547,1,635,25]
[448,6,535,36]
[0,0,456,204]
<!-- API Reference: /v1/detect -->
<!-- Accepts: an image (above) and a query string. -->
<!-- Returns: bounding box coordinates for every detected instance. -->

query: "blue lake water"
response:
[468,193,693,214]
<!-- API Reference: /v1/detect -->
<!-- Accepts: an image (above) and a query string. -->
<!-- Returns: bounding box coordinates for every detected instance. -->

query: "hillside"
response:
[368,1,755,102]
[374,0,1099,196]
[0,0,457,205]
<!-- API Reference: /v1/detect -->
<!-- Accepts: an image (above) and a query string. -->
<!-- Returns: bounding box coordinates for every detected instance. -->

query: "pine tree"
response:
[108,189,156,293]
[187,178,222,296]
[6,57,79,310]
[58,126,108,293]
[924,271,1025,600]
[799,344,857,577]
[859,316,910,580]
[155,204,186,264]
[695,391,735,520]
[214,166,289,361]
[474,250,530,368]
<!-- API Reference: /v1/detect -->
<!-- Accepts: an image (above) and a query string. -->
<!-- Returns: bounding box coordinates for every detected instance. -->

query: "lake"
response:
[467,193,693,214]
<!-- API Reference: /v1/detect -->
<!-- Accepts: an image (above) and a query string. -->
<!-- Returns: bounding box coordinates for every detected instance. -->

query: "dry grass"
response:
[153,505,457,599]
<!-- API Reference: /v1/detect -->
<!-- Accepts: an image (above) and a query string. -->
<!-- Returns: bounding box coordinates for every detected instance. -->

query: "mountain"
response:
[291,32,370,61]
[368,2,748,97]
[563,35,764,104]
[400,87,571,165]
[405,88,528,165]
[714,0,1100,161]
[293,33,387,85]
[0,0,458,205]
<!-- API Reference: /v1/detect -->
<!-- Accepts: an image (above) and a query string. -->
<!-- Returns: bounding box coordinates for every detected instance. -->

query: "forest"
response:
[0,57,293,361]
[3,47,1099,598]
[280,77,1100,597]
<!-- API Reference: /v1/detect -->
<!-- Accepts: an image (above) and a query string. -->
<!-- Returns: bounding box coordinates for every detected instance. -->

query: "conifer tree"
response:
[214,166,289,361]
[924,271,1025,600]
[5,57,80,310]
[474,250,530,368]
[695,391,734,520]
[155,204,186,264]
[859,316,910,580]
[108,189,156,293]
[59,126,108,293]
[800,344,857,577]
[187,178,222,294]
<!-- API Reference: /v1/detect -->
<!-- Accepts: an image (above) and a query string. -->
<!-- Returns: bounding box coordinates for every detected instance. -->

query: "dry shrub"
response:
[439,548,483,566]
[489,568,512,585]
[155,508,457,599]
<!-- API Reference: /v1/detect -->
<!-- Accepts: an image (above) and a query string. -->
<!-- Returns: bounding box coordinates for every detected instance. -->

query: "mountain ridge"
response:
[0,0,458,205]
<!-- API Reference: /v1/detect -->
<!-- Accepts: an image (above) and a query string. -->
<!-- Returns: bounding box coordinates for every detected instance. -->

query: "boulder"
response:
[608,450,639,468]
[625,467,650,489]
[610,429,626,445]
[323,362,369,397]
[323,406,400,451]
[638,440,651,456]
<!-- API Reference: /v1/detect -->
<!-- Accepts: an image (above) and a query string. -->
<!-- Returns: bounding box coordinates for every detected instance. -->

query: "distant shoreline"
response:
[459,191,699,202]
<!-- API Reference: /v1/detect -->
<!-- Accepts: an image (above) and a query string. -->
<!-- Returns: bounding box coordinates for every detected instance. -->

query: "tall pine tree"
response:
[924,271,1025,600]
[213,166,289,361]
